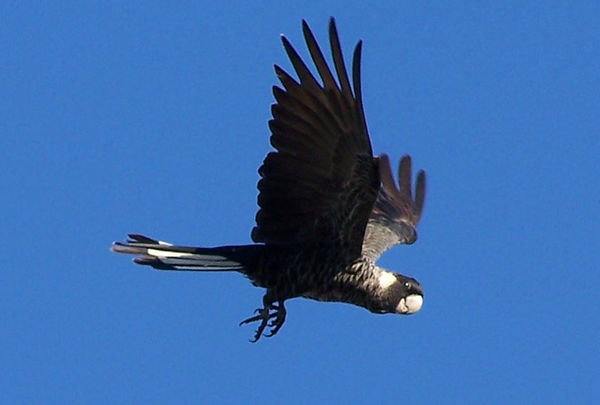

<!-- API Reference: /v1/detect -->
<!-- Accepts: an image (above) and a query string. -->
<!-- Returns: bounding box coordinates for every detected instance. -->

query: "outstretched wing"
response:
[251,18,379,257]
[361,154,426,261]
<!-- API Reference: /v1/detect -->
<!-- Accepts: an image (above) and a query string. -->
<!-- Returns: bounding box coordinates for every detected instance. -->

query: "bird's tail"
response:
[111,234,261,272]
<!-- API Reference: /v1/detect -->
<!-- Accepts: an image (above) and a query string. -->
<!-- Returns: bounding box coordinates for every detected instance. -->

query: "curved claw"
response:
[239,299,287,342]
[239,313,263,326]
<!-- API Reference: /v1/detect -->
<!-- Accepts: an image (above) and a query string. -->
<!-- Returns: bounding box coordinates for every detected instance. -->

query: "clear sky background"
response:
[2,2,598,404]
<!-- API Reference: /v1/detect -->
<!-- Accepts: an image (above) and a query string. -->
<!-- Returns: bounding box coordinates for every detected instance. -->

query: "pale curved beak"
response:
[396,294,423,314]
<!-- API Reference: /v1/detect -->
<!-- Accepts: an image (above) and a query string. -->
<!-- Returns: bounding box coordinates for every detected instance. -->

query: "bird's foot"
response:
[239,300,286,342]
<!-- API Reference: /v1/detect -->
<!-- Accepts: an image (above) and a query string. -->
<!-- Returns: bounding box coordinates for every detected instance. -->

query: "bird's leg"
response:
[239,296,287,342]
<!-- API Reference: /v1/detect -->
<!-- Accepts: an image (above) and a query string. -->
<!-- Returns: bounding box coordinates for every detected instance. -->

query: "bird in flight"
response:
[112,18,426,342]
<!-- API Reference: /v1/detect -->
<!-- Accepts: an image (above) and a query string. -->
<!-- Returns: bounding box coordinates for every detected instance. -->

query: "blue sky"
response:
[2,1,598,403]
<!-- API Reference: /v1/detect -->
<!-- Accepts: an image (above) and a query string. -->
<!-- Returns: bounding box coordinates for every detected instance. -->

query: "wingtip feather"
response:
[415,169,426,219]
[398,155,413,200]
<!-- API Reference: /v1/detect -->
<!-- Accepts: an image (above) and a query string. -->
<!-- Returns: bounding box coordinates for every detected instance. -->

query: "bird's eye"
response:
[404,282,411,289]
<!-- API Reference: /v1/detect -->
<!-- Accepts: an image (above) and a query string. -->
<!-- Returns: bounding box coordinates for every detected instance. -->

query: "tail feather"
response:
[111,234,259,272]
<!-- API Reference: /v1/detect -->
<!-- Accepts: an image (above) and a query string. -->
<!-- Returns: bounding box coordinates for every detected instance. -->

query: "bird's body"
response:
[112,18,426,341]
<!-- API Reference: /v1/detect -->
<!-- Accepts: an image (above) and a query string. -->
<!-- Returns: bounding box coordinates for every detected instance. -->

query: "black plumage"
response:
[112,18,426,342]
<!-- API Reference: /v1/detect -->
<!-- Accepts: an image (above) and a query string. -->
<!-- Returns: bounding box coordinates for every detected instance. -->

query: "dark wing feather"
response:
[252,18,378,257]
[361,154,426,261]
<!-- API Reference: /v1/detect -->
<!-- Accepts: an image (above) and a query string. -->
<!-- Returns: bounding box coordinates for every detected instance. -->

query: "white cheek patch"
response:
[396,294,423,314]
[378,271,397,289]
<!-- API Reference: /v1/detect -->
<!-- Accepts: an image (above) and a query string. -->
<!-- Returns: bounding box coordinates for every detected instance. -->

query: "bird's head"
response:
[378,271,423,314]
